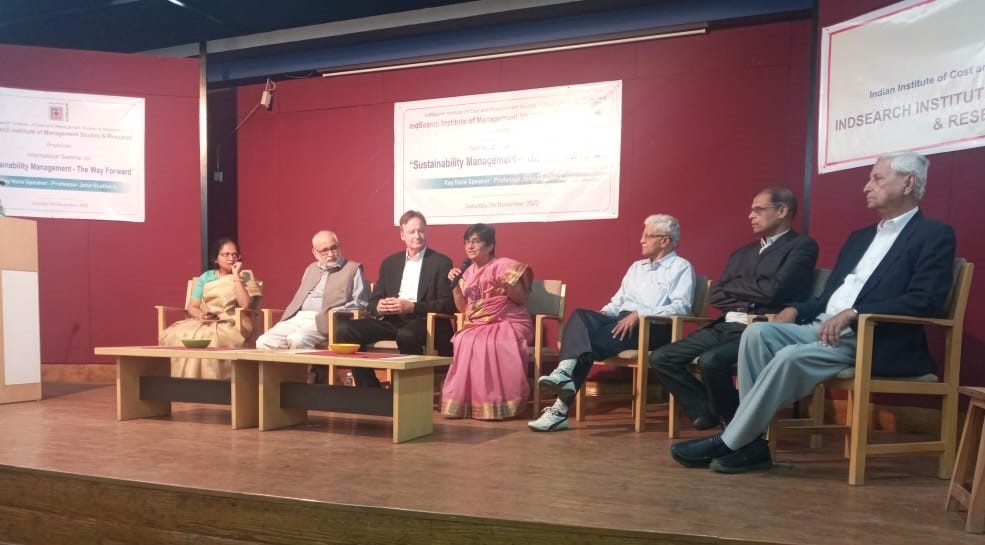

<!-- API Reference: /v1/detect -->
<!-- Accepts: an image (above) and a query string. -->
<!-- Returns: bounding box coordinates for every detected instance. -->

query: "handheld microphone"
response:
[450,258,472,288]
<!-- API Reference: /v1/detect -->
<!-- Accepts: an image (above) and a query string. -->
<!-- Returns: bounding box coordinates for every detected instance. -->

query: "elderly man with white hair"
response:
[256,230,369,382]
[671,151,956,474]
[529,214,695,432]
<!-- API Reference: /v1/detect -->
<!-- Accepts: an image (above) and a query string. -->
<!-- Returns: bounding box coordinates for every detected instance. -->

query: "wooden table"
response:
[251,350,450,443]
[94,346,450,442]
[94,346,260,429]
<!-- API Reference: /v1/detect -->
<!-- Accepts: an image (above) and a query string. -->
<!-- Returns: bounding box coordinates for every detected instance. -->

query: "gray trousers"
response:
[721,319,856,449]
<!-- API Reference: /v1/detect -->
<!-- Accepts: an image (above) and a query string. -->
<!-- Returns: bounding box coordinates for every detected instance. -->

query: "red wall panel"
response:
[238,21,813,324]
[0,44,200,363]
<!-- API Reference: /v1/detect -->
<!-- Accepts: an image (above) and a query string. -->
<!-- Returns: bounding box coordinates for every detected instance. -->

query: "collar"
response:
[643,251,677,269]
[878,207,919,232]
[406,247,427,262]
[761,229,790,250]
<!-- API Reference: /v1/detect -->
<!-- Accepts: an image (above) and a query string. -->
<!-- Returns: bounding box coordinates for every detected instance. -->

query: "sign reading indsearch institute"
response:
[818,0,985,173]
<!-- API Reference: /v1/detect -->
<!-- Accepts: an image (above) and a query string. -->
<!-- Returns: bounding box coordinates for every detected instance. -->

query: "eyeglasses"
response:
[643,233,669,240]
[464,238,486,247]
[750,205,779,215]
[314,245,340,255]
[218,252,240,259]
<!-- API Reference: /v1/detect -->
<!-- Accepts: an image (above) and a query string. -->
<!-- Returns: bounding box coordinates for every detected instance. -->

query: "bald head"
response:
[311,230,342,267]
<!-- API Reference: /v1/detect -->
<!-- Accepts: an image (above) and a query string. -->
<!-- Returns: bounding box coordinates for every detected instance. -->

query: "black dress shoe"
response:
[670,434,733,468]
[692,414,722,431]
[709,437,772,474]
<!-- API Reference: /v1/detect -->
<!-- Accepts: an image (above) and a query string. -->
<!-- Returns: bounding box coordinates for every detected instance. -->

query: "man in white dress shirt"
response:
[670,151,956,473]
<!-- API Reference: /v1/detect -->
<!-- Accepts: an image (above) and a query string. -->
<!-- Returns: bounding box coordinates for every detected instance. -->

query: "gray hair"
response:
[644,214,681,247]
[880,151,929,200]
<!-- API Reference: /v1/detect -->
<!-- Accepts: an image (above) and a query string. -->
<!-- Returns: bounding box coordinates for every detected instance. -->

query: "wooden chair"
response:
[573,276,712,434]
[157,275,262,344]
[526,279,566,412]
[770,259,973,485]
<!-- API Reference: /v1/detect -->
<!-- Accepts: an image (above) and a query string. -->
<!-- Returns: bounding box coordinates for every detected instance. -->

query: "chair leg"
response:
[966,429,985,533]
[843,390,854,460]
[810,383,825,449]
[847,388,871,486]
[575,388,585,422]
[948,402,984,512]
[633,364,647,433]
[668,393,679,439]
[941,388,960,480]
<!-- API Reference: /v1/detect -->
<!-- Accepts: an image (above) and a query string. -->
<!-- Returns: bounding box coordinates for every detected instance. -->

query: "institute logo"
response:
[49,103,68,122]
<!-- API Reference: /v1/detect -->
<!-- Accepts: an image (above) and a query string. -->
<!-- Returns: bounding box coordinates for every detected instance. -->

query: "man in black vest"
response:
[651,187,818,429]
[256,230,369,382]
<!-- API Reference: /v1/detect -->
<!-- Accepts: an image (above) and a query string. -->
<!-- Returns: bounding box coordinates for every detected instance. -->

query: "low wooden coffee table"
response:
[252,350,450,443]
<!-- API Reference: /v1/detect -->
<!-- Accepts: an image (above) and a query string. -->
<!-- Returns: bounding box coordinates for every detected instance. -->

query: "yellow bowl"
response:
[329,343,360,354]
[181,339,211,348]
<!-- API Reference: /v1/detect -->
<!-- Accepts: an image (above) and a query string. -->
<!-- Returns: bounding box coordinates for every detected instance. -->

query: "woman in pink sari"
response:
[441,224,533,420]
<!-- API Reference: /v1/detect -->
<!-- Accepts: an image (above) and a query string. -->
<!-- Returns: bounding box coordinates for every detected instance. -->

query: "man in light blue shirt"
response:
[529,214,695,432]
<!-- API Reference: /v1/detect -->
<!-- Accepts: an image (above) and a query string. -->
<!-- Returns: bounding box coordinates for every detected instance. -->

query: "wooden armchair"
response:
[157,276,262,344]
[527,280,567,411]
[573,276,712,434]
[769,259,973,485]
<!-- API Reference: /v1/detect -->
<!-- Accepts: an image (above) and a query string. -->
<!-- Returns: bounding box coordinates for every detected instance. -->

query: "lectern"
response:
[0,217,41,404]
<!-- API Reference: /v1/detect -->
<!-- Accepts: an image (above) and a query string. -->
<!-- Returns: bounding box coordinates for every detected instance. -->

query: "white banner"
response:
[818,0,985,173]
[394,81,621,225]
[0,86,145,221]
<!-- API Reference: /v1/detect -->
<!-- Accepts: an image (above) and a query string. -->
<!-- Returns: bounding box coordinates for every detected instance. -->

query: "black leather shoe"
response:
[710,437,772,474]
[692,414,722,431]
[670,434,732,468]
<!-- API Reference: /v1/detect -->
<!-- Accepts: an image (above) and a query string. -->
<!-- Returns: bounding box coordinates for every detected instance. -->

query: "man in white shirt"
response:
[333,211,455,387]
[671,151,956,473]
[528,214,695,432]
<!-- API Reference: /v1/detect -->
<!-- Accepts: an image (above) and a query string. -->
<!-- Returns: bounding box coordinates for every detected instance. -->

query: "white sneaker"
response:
[538,368,576,399]
[527,406,570,432]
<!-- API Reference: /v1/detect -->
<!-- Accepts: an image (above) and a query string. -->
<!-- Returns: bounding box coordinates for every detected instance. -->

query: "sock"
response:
[556,358,576,375]
[551,397,569,414]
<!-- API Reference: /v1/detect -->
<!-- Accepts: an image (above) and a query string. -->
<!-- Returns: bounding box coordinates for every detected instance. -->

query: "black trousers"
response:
[333,315,453,387]
[649,320,745,422]
[561,309,672,398]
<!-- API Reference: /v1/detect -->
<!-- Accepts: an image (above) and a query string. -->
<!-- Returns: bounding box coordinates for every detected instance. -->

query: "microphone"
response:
[450,258,472,288]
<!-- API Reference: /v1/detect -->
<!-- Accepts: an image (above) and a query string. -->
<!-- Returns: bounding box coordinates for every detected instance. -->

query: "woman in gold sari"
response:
[159,238,262,379]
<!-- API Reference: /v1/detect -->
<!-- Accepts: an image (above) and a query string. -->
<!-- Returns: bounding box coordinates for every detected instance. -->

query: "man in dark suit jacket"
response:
[334,210,455,387]
[651,187,818,429]
[671,151,956,474]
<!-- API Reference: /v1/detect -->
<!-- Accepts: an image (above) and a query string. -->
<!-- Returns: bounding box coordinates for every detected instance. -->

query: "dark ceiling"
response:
[0,0,482,52]
[0,1,813,86]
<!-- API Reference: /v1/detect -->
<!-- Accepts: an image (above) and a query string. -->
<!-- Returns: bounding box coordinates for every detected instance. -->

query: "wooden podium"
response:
[0,217,41,404]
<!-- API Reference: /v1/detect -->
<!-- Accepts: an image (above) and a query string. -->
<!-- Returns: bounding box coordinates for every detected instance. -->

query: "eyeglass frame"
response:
[313,244,341,256]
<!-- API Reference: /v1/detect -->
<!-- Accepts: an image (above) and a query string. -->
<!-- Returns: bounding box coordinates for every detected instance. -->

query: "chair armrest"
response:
[426,312,461,355]
[262,308,285,331]
[155,305,187,335]
[327,308,364,344]
[858,313,953,328]
[533,314,562,352]
[647,314,713,342]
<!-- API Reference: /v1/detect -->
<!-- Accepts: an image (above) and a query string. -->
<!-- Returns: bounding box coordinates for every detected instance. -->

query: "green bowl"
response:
[181,339,212,348]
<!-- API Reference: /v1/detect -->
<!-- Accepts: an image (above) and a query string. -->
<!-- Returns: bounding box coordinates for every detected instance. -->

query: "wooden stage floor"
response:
[0,383,978,545]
